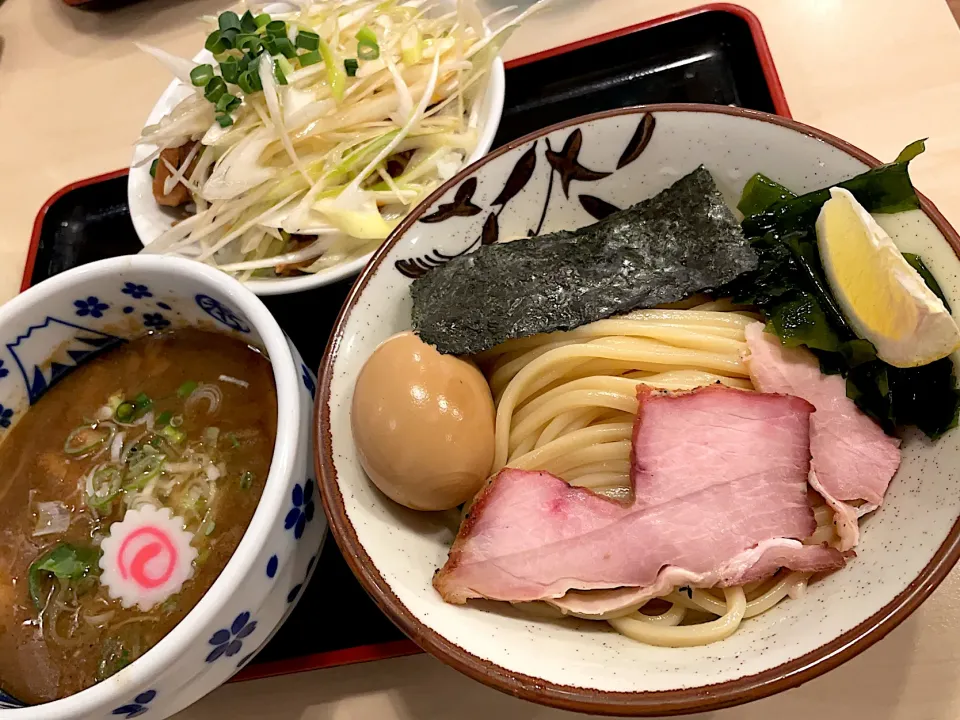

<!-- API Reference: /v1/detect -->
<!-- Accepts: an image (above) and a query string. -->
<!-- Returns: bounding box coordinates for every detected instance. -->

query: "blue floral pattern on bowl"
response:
[74,296,109,318]
[195,294,251,333]
[143,313,170,330]
[206,611,258,663]
[0,404,13,429]
[122,282,153,299]
[284,479,316,540]
[0,688,25,709]
[0,359,8,379]
[111,690,157,718]
[301,364,316,398]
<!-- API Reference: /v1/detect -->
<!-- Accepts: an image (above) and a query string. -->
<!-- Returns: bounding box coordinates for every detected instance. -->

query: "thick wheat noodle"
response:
[608,588,747,647]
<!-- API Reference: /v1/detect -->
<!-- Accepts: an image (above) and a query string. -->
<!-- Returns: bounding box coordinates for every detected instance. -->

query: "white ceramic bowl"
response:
[0,255,326,719]
[127,4,506,297]
[316,105,960,715]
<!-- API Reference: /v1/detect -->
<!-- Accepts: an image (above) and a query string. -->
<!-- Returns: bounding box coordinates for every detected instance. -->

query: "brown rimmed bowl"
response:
[314,105,960,715]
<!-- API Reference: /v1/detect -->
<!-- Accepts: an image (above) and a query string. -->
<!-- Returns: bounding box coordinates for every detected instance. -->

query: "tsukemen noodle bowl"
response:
[0,256,323,719]
[317,105,960,715]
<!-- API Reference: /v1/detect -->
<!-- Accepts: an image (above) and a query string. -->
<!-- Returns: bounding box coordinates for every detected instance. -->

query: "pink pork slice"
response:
[434,384,845,606]
[744,322,901,551]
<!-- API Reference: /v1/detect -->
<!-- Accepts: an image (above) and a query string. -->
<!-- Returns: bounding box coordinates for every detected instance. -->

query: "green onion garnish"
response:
[216,93,241,113]
[296,30,320,51]
[133,392,153,412]
[240,9,257,33]
[274,61,288,85]
[204,520,216,536]
[205,30,227,55]
[149,159,159,178]
[266,20,287,38]
[298,49,322,67]
[160,425,186,445]
[344,58,359,76]
[228,432,241,448]
[156,410,173,426]
[64,423,114,456]
[254,13,271,28]
[236,34,263,54]
[237,70,259,95]
[219,28,239,50]
[204,76,227,104]
[216,114,234,128]
[273,37,297,59]
[190,64,214,87]
[218,11,241,32]
[219,57,240,84]
[240,471,254,490]
[177,380,198,399]
[115,402,135,423]
[357,41,379,61]
[355,26,377,45]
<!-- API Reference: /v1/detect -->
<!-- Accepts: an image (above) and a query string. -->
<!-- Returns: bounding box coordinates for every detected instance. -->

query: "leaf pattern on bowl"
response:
[617,114,657,169]
[419,177,482,223]
[394,116,654,279]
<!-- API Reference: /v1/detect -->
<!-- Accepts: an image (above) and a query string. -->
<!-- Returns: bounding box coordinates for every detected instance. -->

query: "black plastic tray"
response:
[24,4,787,680]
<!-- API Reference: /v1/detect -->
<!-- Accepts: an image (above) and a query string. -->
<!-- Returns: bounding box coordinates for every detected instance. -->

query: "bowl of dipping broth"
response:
[0,256,325,718]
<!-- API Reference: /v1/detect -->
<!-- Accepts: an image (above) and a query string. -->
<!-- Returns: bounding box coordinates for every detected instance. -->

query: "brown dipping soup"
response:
[0,329,277,704]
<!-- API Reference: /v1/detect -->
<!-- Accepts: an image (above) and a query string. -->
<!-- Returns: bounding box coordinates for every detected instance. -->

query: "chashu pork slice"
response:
[434,384,844,606]
[744,322,901,551]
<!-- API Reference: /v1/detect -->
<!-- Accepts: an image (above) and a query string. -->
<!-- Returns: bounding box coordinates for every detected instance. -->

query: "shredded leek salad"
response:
[137,0,545,280]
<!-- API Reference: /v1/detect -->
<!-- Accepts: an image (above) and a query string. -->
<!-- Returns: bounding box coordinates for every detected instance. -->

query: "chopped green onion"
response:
[86,466,122,512]
[278,56,294,76]
[160,425,186,445]
[240,471,254,490]
[219,28,239,50]
[218,11,241,32]
[149,159,159,178]
[265,20,287,38]
[219,57,240,84]
[254,13,271,28]
[190,63,214,87]
[236,34,263,54]
[216,114,234,128]
[355,26,378,45]
[240,9,257,33]
[124,450,165,491]
[204,520,216,536]
[298,49,322,67]
[65,423,114,456]
[344,58,359,76]
[205,30,227,55]
[115,402,135,423]
[216,93,241,113]
[133,392,152,412]
[274,61,288,85]
[170,414,184,428]
[227,432,241,448]
[296,30,320,51]
[357,41,379,61]
[237,69,262,94]
[156,410,173,426]
[272,37,297,59]
[178,380,198,399]
[204,76,227,104]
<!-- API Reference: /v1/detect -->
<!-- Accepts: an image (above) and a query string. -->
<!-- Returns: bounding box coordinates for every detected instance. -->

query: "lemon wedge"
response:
[816,187,960,367]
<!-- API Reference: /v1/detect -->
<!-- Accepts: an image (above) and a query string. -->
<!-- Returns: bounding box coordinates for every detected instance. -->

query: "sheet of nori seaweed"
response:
[410,166,758,355]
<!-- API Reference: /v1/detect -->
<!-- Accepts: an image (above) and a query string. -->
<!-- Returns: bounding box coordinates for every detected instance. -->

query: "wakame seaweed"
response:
[725,140,960,439]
